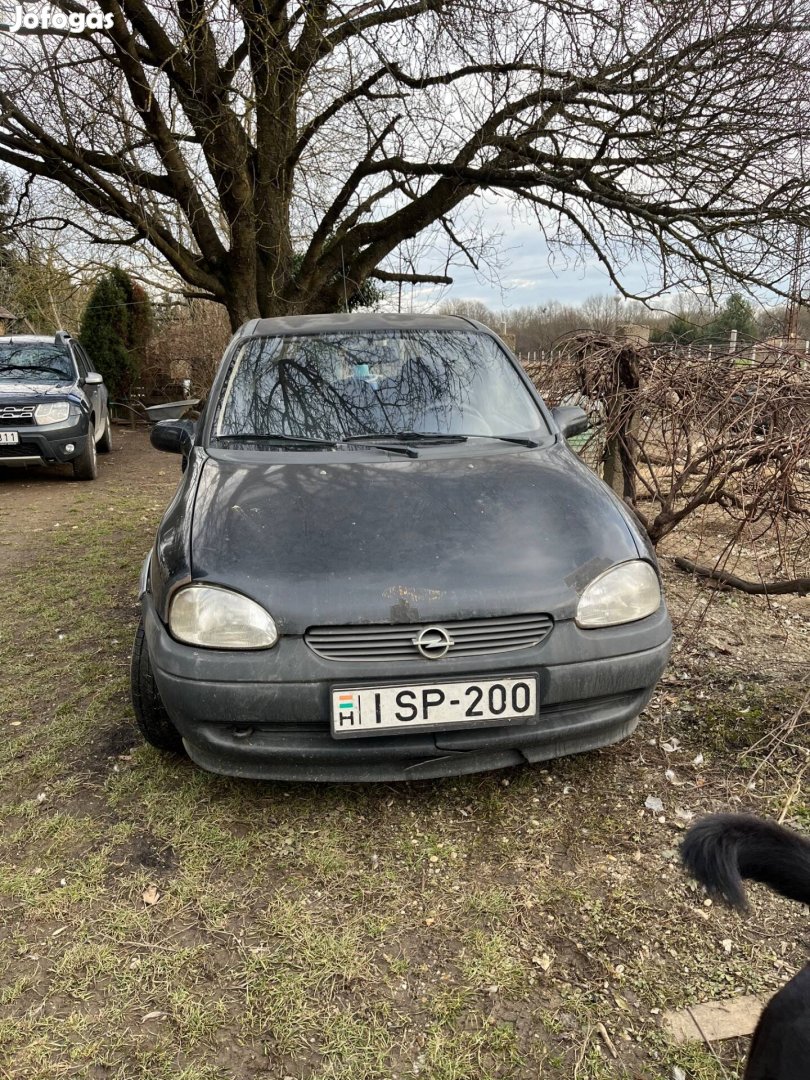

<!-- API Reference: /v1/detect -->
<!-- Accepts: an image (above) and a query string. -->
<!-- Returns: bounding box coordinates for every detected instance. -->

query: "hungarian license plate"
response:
[0,431,19,445]
[330,674,537,738]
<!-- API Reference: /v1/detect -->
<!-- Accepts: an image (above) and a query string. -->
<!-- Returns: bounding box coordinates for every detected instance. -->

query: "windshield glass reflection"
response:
[214,330,543,442]
[0,344,74,382]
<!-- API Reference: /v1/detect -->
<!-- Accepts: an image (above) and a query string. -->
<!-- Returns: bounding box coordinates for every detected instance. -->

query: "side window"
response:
[73,347,92,382]
[71,344,88,381]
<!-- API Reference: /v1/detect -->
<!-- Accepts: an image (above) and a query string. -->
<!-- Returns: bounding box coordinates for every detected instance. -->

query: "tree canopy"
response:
[1,1,809,327]
[80,268,152,399]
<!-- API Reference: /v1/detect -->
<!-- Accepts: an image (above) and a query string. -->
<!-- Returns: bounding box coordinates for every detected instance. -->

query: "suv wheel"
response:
[72,424,98,480]
[130,618,186,753]
[98,414,113,454]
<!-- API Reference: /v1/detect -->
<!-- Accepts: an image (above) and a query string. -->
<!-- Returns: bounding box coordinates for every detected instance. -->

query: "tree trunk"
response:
[224,287,260,333]
[223,278,338,329]
[602,331,644,500]
[221,245,264,331]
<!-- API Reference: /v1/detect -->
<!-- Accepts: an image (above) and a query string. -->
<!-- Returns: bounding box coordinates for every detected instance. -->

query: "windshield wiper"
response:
[344,431,468,444]
[456,434,540,447]
[345,431,539,448]
[337,432,417,457]
[216,432,421,457]
[217,432,340,449]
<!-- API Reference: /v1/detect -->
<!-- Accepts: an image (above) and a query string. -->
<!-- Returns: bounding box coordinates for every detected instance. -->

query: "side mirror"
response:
[84,372,104,386]
[551,405,589,439]
[150,418,195,455]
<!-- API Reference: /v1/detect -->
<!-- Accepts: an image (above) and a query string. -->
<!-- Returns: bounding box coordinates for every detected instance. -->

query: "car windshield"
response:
[213,330,545,443]
[0,343,73,382]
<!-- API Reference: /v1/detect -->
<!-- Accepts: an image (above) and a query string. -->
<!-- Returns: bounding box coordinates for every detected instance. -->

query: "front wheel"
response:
[72,425,98,480]
[130,618,186,753]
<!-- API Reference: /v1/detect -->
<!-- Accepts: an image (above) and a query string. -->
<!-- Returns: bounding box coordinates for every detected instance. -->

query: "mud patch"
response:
[74,724,139,777]
[123,832,178,874]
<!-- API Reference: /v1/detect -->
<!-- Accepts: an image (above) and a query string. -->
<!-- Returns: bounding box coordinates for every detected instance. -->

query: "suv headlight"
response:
[34,401,71,425]
[576,561,661,628]
[169,585,279,649]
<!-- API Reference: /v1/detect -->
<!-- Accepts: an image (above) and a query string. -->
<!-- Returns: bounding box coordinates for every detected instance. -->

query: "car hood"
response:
[0,380,75,399]
[189,445,642,632]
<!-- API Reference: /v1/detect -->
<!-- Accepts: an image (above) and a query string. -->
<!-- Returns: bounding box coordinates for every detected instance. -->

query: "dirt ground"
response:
[0,428,807,1080]
[0,427,172,572]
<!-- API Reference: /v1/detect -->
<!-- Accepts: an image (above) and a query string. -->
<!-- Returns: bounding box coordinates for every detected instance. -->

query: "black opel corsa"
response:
[132,313,671,781]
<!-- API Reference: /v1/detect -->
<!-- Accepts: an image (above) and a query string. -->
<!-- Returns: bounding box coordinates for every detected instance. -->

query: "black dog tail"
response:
[680,814,810,911]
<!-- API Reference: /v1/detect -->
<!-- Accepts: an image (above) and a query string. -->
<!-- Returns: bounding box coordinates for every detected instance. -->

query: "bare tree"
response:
[0,236,92,331]
[1,0,810,328]
[142,298,232,393]
[437,298,500,325]
[441,296,672,354]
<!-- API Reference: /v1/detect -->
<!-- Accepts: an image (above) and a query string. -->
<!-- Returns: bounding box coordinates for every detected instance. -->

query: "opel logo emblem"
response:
[413,625,454,659]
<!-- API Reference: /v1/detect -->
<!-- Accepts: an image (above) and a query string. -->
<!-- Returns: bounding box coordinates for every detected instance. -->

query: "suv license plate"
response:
[331,674,538,738]
[0,431,19,445]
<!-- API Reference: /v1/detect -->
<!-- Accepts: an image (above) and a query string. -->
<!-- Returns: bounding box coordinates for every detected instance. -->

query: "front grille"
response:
[0,441,42,458]
[305,613,554,662]
[0,405,36,424]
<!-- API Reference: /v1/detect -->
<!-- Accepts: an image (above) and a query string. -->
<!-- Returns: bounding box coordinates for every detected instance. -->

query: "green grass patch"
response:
[0,443,806,1078]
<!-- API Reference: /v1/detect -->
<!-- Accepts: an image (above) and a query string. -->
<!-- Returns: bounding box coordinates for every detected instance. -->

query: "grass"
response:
[0,436,807,1079]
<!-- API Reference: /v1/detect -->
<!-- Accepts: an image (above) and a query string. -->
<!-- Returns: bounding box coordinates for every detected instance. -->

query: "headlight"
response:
[169,585,279,649]
[34,401,71,425]
[576,561,661,628]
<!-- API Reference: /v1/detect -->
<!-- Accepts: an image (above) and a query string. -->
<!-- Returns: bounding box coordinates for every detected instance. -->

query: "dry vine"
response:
[526,334,810,595]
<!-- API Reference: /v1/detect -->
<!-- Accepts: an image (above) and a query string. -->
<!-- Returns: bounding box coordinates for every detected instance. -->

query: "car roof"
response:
[241,312,492,338]
[0,334,70,345]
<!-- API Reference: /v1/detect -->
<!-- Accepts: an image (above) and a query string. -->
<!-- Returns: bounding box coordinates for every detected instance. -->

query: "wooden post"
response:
[602,324,647,499]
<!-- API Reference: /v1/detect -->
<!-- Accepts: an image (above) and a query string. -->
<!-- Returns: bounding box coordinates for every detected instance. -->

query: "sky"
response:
[441,232,639,310]
[400,195,651,315]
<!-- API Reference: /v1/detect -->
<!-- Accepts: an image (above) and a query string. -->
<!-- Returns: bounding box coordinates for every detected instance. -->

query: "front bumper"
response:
[0,419,91,467]
[142,595,672,782]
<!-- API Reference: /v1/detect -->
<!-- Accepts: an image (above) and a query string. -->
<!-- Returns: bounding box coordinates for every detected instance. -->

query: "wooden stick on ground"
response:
[674,557,810,596]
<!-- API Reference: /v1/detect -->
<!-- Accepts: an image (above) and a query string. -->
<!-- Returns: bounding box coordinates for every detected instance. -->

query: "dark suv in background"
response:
[0,332,111,480]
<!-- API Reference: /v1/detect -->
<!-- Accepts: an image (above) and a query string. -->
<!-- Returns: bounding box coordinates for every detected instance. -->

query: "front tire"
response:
[130,618,186,753]
[98,414,113,453]
[72,424,98,480]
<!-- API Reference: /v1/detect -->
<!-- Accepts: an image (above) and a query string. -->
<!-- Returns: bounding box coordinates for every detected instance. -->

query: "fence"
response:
[518,332,810,368]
